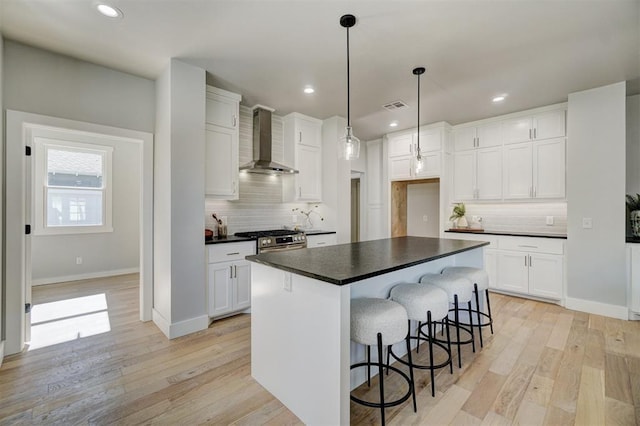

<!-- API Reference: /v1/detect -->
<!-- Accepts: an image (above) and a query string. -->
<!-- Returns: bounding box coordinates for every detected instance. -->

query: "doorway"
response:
[5,111,153,355]
[391,178,440,237]
[351,178,360,242]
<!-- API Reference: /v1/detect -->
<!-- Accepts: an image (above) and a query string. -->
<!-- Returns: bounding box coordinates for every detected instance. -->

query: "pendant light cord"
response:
[346,25,351,127]
[416,71,420,153]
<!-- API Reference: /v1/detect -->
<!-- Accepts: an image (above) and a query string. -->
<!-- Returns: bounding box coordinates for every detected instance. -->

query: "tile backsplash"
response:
[205,105,309,233]
[455,202,567,234]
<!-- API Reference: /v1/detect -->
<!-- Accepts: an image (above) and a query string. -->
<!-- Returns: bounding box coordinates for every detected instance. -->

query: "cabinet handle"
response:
[529,255,532,267]
[533,187,536,198]
[299,131,302,143]
[517,245,538,248]
[525,255,528,267]
[299,187,302,198]
[534,128,537,139]
[233,115,237,127]
[529,129,532,140]
[233,181,236,194]
[475,137,479,148]
[409,143,413,154]
[230,265,233,279]
[226,252,240,256]
[317,242,326,245]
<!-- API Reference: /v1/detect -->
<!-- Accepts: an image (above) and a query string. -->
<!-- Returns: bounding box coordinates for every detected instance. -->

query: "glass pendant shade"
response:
[340,126,360,160]
[414,150,424,174]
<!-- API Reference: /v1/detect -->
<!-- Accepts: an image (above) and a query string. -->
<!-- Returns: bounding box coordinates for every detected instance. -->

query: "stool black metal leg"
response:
[427,311,436,397]
[386,345,391,375]
[405,320,417,413]
[445,315,453,373]
[376,333,386,426]
[474,283,484,348]
[454,295,461,368]
[486,289,494,334]
[416,321,422,353]
[367,345,371,387]
[468,300,476,353]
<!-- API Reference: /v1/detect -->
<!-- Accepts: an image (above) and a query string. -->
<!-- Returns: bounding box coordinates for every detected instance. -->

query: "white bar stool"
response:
[351,298,416,425]
[419,273,476,368]
[441,266,494,347]
[388,282,452,397]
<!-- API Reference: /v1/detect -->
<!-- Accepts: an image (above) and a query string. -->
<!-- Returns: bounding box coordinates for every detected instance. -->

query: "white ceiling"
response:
[1,0,639,141]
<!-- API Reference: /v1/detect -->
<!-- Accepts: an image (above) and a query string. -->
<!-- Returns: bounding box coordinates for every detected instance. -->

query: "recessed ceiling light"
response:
[96,4,123,18]
[492,94,507,103]
[303,86,315,94]
[389,121,399,127]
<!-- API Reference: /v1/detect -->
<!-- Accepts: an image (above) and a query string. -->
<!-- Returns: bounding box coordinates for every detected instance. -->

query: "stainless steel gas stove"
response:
[234,229,307,253]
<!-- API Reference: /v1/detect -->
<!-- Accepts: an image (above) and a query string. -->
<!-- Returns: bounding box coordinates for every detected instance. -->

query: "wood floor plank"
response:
[479,410,511,426]
[523,374,554,408]
[461,371,507,420]
[514,400,547,426]
[604,397,636,426]
[604,352,634,404]
[492,363,535,420]
[574,365,605,426]
[542,405,575,426]
[546,312,573,350]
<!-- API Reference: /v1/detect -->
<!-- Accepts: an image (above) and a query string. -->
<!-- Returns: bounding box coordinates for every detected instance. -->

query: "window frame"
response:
[33,137,114,236]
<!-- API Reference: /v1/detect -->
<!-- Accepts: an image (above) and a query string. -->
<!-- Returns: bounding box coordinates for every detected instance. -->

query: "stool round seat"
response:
[390,283,449,322]
[442,266,489,290]
[419,273,474,303]
[351,298,408,346]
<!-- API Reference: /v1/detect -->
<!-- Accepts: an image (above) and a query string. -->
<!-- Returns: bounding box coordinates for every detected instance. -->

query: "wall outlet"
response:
[76,256,83,265]
[546,216,554,225]
[582,217,593,229]
[422,215,428,222]
[283,273,292,292]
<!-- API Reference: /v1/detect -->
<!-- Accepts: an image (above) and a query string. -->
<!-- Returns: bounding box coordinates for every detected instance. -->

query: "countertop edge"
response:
[444,229,567,239]
[247,240,489,286]
[205,236,255,244]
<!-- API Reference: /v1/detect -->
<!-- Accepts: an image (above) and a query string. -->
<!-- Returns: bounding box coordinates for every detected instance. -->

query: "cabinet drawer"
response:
[208,242,256,263]
[498,237,564,254]
[307,233,337,248]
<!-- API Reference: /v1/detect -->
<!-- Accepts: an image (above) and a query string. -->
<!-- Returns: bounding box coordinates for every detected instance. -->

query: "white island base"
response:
[251,243,483,425]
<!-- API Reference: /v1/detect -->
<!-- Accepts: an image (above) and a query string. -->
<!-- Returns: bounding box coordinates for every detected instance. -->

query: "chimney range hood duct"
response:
[239,106,299,175]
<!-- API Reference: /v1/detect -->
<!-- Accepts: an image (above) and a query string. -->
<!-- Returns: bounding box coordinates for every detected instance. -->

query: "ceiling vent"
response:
[382,100,409,111]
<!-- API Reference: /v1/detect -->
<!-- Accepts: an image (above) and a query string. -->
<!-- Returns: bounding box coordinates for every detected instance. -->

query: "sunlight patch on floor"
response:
[28,293,111,350]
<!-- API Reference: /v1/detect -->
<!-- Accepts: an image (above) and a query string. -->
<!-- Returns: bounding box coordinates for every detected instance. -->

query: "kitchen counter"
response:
[249,236,486,424]
[628,237,640,243]
[247,236,488,285]
[303,230,336,236]
[445,229,567,239]
[205,235,254,244]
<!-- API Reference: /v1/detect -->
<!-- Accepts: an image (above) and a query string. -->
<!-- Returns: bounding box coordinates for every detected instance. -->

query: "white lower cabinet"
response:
[629,244,640,315]
[306,233,337,248]
[495,237,564,300]
[207,241,256,319]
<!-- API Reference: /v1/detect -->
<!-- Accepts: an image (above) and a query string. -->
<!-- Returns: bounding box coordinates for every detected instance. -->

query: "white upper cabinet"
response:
[453,122,501,151]
[502,109,565,144]
[453,147,502,201]
[418,128,442,152]
[388,132,414,157]
[205,86,241,200]
[503,137,565,200]
[283,113,323,202]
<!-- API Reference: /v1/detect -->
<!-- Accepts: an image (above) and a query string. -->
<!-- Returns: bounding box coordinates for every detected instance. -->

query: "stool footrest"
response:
[350,363,413,409]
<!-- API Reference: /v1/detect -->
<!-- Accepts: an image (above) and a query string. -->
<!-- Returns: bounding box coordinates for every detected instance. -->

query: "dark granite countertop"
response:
[246,236,488,286]
[445,229,567,239]
[305,230,337,236]
[205,235,255,245]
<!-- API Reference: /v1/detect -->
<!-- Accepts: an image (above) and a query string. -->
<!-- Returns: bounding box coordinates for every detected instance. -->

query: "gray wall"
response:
[3,41,154,283]
[1,35,4,347]
[407,182,440,237]
[627,95,640,196]
[3,41,154,132]
[567,82,627,307]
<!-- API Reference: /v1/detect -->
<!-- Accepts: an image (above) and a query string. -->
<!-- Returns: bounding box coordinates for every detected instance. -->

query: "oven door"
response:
[259,243,307,254]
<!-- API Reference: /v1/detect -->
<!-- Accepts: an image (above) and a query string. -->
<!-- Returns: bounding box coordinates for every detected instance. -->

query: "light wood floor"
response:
[0,275,638,425]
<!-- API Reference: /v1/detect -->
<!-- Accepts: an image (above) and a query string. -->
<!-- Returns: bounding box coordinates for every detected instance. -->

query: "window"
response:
[34,137,113,235]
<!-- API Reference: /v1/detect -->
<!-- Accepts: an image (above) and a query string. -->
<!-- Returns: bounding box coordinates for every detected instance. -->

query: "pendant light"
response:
[413,67,426,173]
[339,14,360,160]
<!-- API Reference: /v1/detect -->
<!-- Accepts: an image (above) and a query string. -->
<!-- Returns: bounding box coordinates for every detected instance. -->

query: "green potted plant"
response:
[449,202,468,229]
[626,194,640,237]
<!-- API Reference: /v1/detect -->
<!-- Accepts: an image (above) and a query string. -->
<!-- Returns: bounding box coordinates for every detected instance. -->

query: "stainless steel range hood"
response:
[239,106,299,175]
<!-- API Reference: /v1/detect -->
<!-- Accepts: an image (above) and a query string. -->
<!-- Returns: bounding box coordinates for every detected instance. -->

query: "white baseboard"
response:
[32,267,140,286]
[0,341,5,367]
[152,309,208,339]
[565,297,629,320]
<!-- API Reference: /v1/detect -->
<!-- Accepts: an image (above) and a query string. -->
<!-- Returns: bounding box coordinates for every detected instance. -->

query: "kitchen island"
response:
[247,236,488,425]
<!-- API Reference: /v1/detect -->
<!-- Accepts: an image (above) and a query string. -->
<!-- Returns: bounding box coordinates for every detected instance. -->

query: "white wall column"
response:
[566,81,627,318]
[0,34,5,363]
[153,59,208,338]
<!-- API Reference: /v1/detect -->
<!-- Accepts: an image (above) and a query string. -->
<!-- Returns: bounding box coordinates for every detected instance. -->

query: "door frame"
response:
[4,110,154,355]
